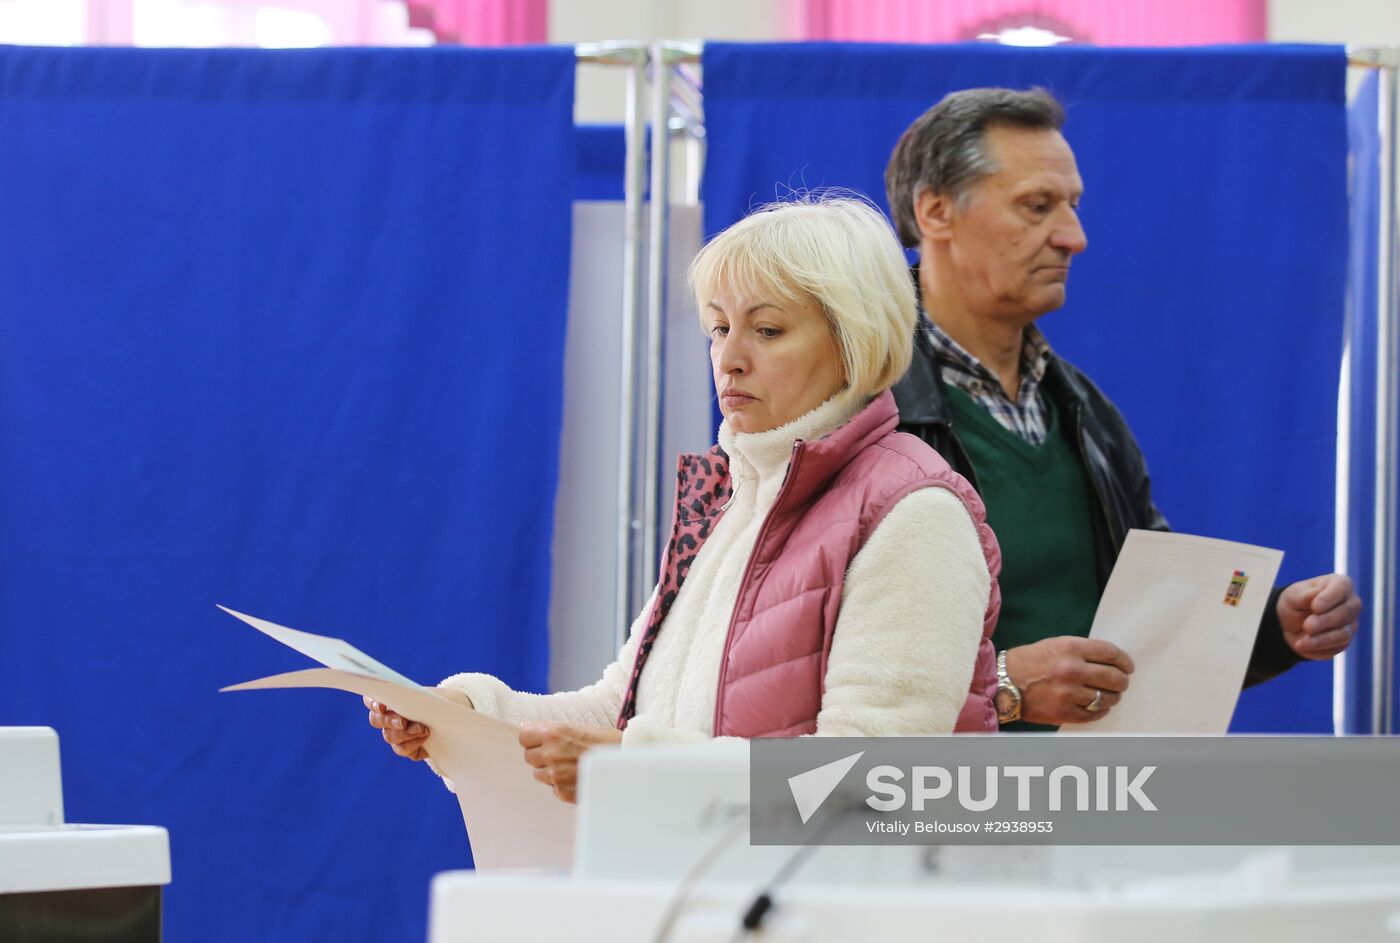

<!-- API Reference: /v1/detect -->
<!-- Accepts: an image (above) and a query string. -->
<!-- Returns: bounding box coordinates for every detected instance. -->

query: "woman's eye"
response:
[758,327,781,338]
[710,324,729,337]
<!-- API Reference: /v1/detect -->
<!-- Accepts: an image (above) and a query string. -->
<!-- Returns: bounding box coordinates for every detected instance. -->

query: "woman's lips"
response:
[720,390,756,407]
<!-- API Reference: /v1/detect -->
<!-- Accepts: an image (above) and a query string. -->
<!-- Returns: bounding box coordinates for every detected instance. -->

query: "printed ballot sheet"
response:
[217,607,575,870]
[1058,530,1283,735]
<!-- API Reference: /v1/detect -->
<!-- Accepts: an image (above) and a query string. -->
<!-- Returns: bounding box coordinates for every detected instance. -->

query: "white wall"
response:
[1268,0,1400,46]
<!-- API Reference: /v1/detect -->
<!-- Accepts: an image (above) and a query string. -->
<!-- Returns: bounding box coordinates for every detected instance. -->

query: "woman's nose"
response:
[716,336,749,373]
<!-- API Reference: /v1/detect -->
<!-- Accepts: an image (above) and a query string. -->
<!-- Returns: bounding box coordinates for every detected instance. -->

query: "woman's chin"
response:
[725,411,772,435]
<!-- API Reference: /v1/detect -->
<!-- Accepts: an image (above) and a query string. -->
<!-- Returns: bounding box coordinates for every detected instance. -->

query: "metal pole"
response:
[666,40,705,60]
[1349,48,1400,70]
[612,45,650,649]
[1373,63,1399,734]
[575,41,645,65]
[672,61,706,206]
[641,43,674,600]
[573,41,700,649]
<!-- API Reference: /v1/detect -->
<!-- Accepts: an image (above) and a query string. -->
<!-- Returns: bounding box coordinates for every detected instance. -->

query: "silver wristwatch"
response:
[994,649,1023,724]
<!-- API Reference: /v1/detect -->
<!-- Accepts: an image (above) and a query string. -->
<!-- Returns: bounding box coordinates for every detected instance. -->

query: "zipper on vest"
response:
[710,442,806,734]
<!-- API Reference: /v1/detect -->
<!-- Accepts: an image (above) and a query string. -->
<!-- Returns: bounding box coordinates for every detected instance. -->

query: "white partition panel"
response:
[549,201,709,693]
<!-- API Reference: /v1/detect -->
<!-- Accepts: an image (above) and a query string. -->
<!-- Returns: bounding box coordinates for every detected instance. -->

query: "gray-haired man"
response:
[887,87,1360,730]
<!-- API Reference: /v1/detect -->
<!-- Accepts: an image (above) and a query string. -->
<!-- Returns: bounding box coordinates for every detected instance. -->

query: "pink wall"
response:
[791,0,1267,45]
[403,0,548,45]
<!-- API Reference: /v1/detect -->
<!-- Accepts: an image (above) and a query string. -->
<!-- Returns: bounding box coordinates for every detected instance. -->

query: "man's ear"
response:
[913,187,956,243]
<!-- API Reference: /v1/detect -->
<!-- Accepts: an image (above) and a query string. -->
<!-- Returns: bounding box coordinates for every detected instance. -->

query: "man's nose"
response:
[1051,206,1088,255]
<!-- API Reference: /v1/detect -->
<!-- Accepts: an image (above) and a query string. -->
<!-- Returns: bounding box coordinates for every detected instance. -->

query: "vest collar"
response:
[774,389,900,509]
[680,392,901,522]
[718,393,861,491]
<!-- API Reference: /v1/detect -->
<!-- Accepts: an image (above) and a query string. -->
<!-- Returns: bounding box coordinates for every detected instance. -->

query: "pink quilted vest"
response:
[616,390,1002,737]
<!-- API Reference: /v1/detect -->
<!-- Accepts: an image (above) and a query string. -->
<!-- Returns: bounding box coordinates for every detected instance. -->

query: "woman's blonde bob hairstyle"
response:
[687,194,916,406]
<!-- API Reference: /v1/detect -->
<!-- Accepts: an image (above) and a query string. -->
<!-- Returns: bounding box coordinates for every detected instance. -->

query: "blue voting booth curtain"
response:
[576,123,627,200]
[703,43,1348,733]
[0,46,574,943]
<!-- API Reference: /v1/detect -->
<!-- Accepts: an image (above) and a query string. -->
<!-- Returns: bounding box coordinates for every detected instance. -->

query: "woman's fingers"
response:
[383,727,430,759]
[380,719,428,742]
[367,700,430,763]
[368,703,426,733]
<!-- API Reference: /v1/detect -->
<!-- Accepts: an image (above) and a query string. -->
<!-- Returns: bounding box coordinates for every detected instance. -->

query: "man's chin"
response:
[1026,287,1068,317]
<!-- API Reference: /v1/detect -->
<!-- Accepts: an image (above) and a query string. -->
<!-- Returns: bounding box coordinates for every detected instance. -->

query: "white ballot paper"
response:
[217,607,574,870]
[1058,530,1283,735]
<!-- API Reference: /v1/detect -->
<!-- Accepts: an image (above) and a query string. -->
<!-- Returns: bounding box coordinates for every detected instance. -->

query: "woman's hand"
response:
[365,696,431,761]
[518,722,622,804]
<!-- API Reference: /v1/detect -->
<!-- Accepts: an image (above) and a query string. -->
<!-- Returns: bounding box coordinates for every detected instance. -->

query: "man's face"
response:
[936,125,1087,321]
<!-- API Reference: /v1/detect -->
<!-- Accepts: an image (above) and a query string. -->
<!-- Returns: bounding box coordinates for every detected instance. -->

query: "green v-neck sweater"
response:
[945,386,1102,731]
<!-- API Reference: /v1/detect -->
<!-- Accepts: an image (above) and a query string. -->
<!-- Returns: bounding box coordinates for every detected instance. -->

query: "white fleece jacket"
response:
[440,394,990,749]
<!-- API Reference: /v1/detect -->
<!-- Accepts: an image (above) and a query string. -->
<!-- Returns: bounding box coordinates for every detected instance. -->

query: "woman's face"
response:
[703,285,846,434]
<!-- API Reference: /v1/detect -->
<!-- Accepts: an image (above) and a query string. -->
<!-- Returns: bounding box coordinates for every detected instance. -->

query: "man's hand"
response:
[518,722,623,804]
[1004,636,1135,725]
[1278,573,1361,660]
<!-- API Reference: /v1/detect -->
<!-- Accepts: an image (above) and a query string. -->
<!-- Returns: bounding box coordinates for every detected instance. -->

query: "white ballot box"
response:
[0,728,171,943]
[575,740,942,885]
[429,741,1400,942]
[430,870,1400,943]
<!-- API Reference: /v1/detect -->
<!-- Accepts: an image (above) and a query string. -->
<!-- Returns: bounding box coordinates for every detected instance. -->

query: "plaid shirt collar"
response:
[921,312,1054,444]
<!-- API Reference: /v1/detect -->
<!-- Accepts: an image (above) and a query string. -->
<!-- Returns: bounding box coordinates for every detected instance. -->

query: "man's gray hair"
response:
[884,87,1066,248]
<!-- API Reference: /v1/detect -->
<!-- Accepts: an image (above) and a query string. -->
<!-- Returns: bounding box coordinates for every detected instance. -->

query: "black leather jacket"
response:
[892,320,1299,687]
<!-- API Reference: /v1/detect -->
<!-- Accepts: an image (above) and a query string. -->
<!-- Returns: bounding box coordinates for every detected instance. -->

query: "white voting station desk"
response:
[0,727,170,943]
[429,740,1400,942]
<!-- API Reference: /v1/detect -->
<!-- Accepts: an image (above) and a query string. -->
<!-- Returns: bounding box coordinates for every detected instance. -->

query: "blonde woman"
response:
[369,196,1003,803]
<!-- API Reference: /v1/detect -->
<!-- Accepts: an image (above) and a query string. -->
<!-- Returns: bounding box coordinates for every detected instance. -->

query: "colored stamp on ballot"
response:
[1223,570,1248,607]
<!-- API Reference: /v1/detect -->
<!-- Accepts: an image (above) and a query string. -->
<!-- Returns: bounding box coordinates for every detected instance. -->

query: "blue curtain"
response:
[702,43,1348,732]
[576,123,627,200]
[0,46,575,942]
